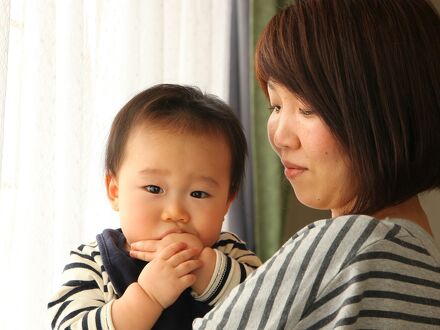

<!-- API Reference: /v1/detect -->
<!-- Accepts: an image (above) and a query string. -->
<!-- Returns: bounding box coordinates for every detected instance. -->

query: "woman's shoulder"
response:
[286,214,436,251]
[282,215,440,328]
[283,214,382,250]
[281,214,440,277]
[330,215,439,264]
[286,215,440,328]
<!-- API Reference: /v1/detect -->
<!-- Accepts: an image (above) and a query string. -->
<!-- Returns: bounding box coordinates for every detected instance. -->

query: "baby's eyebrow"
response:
[194,175,220,188]
[138,169,220,187]
[138,168,170,176]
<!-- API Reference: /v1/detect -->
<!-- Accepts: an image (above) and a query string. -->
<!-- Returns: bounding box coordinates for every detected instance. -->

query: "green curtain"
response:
[250,0,293,261]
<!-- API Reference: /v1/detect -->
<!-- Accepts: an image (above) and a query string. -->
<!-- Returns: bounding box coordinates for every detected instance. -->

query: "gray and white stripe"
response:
[193,215,440,329]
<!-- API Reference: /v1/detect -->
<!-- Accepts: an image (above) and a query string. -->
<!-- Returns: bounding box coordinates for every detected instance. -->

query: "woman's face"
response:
[267,81,355,216]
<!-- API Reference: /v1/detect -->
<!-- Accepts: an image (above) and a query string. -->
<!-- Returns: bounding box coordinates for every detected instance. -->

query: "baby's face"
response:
[109,124,233,247]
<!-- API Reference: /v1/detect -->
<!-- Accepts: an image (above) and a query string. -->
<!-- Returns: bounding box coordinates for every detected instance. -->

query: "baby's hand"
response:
[130,233,204,261]
[137,241,202,309]
[161,233,204,254]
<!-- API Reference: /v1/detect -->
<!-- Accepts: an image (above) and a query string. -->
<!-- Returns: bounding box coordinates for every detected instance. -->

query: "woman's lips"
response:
[284,167,306,178]
[282,160,307,179]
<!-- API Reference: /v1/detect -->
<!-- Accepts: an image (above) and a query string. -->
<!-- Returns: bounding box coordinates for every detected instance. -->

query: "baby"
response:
[48,84,261,329]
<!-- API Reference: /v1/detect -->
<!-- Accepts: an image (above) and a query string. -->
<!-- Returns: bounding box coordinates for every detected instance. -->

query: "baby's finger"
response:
[175,259,203,277]
[159,241,187,260]
[168,247,200,267]
[177,274,197,289]
[129,249,156,261]
[130,240,160,252]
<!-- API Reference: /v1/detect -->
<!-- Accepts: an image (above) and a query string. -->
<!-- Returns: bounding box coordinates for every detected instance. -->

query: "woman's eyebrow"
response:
[267,80,275,90]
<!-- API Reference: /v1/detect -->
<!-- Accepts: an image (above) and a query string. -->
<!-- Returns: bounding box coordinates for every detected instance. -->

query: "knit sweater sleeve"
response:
[191,231,262,306]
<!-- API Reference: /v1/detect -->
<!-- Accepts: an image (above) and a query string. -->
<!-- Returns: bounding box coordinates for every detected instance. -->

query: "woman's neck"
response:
[373,196,432,235]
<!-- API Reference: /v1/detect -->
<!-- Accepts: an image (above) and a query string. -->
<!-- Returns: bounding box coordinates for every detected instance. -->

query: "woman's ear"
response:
[105,173,119,211]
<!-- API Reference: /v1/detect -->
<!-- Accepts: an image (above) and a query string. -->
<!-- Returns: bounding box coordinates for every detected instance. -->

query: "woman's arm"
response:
[192,221,326,329]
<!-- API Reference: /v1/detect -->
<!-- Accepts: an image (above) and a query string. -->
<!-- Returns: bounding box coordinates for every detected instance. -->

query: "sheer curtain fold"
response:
[0,0,10,184]
[0,1,232,328]
[227,0,255,250]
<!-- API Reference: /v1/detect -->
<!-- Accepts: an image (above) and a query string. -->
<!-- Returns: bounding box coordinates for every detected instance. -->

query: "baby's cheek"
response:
[200,231,222,248]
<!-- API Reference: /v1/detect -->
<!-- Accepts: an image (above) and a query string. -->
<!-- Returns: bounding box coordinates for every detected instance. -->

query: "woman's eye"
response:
[299,108,314,116]
[144,185,163,194]
[268,105,281,113]
[190,191,209,199]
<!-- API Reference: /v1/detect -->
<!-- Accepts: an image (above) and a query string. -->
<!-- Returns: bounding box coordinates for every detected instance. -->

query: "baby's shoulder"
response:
[69,240,103,266]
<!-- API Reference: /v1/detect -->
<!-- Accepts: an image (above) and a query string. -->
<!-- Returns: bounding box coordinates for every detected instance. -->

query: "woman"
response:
[193,0,440,328]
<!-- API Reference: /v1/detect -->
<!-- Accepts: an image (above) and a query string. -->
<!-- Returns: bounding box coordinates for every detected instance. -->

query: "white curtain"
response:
[0,0,232,328]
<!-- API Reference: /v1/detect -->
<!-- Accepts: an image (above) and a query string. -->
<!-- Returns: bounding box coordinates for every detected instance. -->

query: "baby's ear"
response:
[226,191,238,210]
[105,173,119,211]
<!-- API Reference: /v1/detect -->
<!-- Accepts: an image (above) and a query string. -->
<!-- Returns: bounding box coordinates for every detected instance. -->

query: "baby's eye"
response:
[190,191,209,199]
[144,185,163,194]
[268,105,281,113]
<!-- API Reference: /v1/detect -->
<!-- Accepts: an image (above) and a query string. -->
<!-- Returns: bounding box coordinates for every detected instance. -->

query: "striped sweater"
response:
[193,215,440,329]
[48,229,261,330]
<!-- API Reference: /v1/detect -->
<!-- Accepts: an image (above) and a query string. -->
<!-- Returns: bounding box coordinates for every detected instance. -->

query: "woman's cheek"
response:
[267,116,277,151]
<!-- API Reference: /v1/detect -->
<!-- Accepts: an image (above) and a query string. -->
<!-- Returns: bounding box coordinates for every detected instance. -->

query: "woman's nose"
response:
[161,200,190,223]
[269,113,299,150]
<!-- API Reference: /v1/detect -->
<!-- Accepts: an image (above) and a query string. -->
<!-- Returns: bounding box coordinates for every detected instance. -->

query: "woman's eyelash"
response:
[268,105,313,116]
[268,105,281,113]
[299,108,314,116]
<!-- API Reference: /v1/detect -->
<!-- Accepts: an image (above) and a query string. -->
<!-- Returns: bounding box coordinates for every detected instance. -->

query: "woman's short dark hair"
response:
[255,0,440,214]
[105,84,247,197]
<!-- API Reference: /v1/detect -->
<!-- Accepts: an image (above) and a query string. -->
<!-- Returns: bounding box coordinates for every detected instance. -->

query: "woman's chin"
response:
[293,190,329,211]
[295,196,324,210]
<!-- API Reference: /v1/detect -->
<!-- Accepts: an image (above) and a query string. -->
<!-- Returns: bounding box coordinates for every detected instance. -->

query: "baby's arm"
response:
[192,232,262,305]
[191,247,217,295]
[48,242,200,330]
[47,243,115,329]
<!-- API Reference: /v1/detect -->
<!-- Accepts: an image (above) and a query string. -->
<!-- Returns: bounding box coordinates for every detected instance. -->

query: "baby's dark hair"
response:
[105,84,247,197]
